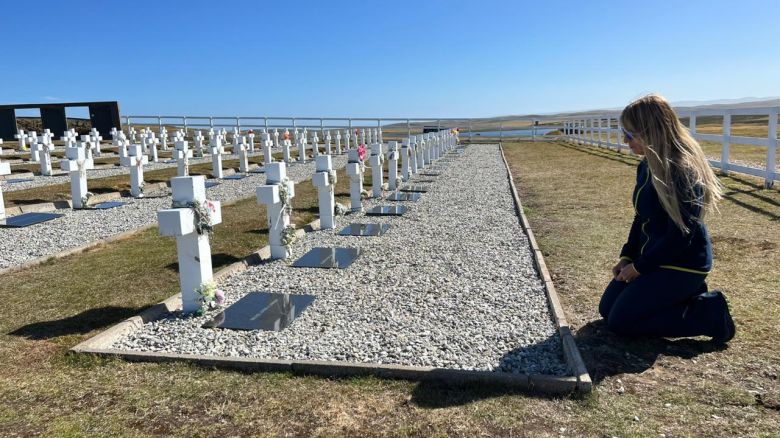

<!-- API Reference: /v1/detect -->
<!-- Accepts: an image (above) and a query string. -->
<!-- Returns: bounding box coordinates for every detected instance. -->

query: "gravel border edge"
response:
[498,142,592,393]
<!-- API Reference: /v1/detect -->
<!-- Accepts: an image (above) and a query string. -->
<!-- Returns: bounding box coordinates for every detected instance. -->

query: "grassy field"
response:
[0,141,778,436]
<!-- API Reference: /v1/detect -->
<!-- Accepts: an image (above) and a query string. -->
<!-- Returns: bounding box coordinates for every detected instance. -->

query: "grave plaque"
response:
[202,292,315,331]
[205,181,220,189]
[5,178,34,184]
[92,201,128,210]
[338,223,391,237]
[223,174,245,180]
[0,212,63,228]
[400,185,429,193]
[365,205,408,216]
[292,247,361,269]
[386,192,421,202]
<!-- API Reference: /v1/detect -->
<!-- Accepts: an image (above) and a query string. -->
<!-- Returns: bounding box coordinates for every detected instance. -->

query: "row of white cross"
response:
[157,130,458,313]
[0,125,457,223]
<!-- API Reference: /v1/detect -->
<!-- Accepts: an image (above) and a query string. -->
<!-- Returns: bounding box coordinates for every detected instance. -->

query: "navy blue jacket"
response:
[620,159,713,275]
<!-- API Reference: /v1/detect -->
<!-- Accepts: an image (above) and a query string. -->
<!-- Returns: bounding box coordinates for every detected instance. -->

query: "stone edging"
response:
[2,181,170,218]
[498,143,592,392]
[70,145,587,395]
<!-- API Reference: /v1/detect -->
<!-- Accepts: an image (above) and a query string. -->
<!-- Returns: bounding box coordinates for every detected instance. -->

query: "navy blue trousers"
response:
[599,269,718,338]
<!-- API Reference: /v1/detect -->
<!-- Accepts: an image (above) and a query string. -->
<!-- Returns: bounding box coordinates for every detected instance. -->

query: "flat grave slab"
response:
[91,201,129,210]
[420,172,441,177]
[338,223,391,237]
[400,185,429,193]
[223,174,246,180]
[202,292,315,331]
[205,181,220,189]
[366,205,408,216]
[249,167,265,173]
[386,192,421,202]
[163,159,177,164]
[5,178,35,184]
[0,212,63,228]
[292,247,362,269]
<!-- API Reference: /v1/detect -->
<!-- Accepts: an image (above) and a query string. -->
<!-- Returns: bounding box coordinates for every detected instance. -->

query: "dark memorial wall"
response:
[0,101,121,140]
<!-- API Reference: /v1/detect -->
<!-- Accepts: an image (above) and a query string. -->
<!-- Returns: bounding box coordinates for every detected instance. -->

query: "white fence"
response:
[121,115,553,140]
[560,106,779,188]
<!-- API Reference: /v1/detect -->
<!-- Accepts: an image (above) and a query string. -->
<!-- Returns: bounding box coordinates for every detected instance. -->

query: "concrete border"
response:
[498,142,592,392]
[70,145,587,395]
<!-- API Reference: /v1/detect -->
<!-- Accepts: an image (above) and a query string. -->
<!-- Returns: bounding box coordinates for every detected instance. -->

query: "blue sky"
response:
[1,0,778,118]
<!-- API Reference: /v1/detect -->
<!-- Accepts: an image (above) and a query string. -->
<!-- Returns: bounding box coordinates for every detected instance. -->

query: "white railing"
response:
[121,115,555,141]
[560,106,779,188]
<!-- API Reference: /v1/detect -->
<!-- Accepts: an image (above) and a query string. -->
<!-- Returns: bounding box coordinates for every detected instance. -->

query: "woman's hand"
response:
[612,259,631,278]
[616,263,641,283]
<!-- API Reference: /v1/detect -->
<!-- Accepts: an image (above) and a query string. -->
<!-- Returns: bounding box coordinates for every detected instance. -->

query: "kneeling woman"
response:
[600,94,735,343]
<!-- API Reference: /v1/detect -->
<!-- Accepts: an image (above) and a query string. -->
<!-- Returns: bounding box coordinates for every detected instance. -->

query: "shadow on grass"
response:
[719,174,780,221]
[555,142,639,167]
[573,320,725,385]
[409,378,557,408]
[409,321,726,408]
[8,306,142,340]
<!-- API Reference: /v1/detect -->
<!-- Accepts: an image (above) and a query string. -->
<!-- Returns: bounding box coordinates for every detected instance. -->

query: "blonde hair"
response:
[620,94,722,233]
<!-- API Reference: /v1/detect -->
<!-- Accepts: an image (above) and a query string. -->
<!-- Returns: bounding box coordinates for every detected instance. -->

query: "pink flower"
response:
[215,289,225,305]
[357,144,367,161]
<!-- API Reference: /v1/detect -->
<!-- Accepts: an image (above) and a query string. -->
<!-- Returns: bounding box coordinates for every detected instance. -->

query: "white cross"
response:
[158,176,222,313]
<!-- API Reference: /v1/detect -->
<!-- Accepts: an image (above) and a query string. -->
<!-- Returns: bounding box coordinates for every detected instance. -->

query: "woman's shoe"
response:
[708,290,736,344]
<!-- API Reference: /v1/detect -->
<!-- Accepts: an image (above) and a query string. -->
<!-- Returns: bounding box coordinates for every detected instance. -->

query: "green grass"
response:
[0,141,778,436]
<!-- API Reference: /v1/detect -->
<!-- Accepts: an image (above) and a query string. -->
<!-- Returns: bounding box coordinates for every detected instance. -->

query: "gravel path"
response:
[0,156,347,270]
[1,151,261,192]
[112,144,568,375]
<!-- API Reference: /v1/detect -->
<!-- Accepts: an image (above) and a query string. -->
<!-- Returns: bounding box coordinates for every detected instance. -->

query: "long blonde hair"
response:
[620,94,722,233]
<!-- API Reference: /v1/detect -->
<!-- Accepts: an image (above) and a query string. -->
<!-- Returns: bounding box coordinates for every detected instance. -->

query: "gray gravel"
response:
[112,144,568,375]
[0,156,346,270]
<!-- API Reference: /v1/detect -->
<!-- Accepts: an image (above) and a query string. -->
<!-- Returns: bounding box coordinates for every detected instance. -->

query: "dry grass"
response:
[0,142,778,436]
[503,140,780,436]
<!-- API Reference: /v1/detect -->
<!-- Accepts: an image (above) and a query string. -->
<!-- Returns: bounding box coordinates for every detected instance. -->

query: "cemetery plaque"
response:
[400,185,429,193]
[292,247,362,269]
[420,172,441,177]
[205,181,220,189]
[365,205,408,216]
[338,223,391,237]
[223,174,245,180]
[386,192,421,202]
[202,292,315,331]
[0,212,63,228]
[92,201,129,210]
[5,178,34,184]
